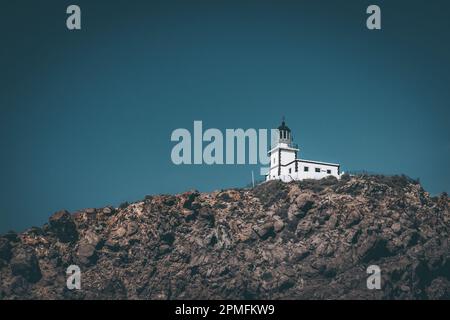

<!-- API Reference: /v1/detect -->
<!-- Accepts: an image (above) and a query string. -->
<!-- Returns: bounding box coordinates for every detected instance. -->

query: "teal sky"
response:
[1,0,449,232]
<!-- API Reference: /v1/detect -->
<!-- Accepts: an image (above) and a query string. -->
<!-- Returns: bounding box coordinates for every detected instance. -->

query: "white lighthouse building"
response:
[266,119,342,182]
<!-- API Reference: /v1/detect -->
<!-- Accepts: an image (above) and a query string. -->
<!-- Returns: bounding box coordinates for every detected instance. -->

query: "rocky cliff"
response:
[1,174,449,299]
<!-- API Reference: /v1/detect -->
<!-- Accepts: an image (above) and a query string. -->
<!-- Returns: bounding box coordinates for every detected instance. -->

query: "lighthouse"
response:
[266,118,341,182]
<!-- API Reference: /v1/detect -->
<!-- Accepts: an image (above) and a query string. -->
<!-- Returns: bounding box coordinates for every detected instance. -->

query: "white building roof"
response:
[298,158,340,167]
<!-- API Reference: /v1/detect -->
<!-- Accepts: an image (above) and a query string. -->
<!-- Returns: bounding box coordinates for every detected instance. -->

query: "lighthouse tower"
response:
[267,119,299,181]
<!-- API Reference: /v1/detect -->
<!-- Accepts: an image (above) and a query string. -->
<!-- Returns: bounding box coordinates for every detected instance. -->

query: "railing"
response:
[270,142,299,149]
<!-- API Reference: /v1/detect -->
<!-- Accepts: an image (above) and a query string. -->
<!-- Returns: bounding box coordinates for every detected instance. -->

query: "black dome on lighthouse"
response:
[278,120,291,132]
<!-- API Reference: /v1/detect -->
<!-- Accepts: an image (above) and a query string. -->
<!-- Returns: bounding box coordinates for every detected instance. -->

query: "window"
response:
[327,169,331,174]
[315,168,320,173]
[304,166,309,172]
[273,158,275,164]
[289,168,291,174]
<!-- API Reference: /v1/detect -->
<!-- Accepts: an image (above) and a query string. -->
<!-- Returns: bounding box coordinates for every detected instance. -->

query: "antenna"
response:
[251,170,255,188]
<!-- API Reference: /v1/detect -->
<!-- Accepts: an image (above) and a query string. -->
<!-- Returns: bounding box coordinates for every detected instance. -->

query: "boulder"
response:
[253,222,275,240]
[291,246,310,262]
[10,248,42,283]
[0,238,12,261]
[112,227,127,239]
[181,209,197,221]
[158,244,171,256]
[426,277,450,299]
[278,276,295,291]
[274,220,285,233]
[181,190,200,210]
[126,222,139,236]
[236,224,255,243]
[295,193,315,213]
[3,231,19,242]
[391,223,402,234]
[48,210,78,243]
[102,206,115,216]
[85,208,96,215]
[160,232,175,245]
[345,211,361,227]
[76,243,97,265]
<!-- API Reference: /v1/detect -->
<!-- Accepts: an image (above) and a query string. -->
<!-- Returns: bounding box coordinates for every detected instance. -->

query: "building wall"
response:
[283,160,339,181]
[267,159,340,181]
[268,145,297,180]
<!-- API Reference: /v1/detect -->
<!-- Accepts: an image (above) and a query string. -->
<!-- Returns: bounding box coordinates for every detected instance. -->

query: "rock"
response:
[291,246,310,262]
[391,212,400,221]
[160,232,175,245]
[84,231,101,248]
[426,277,450,299]
[391,223,402,234]
[102,276,127,299]
[8,275,30,296]
[76,243,97,265]
[327,214,338,228]
[102,206,115,216]
[253,222,275,240]
[85,208,96,215]
[158,244,171,255]
[296,220,312,235]
[48,210,78,243]
[345,229,361,244]
[181,209,197,221]
[278,276,295,291]
[358,236,392,263]
[112,227,127,239]
[295,194,315,214]
[0,238,12,261]
[400,285,410,292]
[236,224,254,243]
[181,190,200,210]
[10,248,42,283]
[3,231,19,242]
[345,211,361,227]
[274,220,285,233]
[105,239,119,251]
[163,196,177,206]
[198,207,215,226]
[126,222,139,236]
[26,226,44,236]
